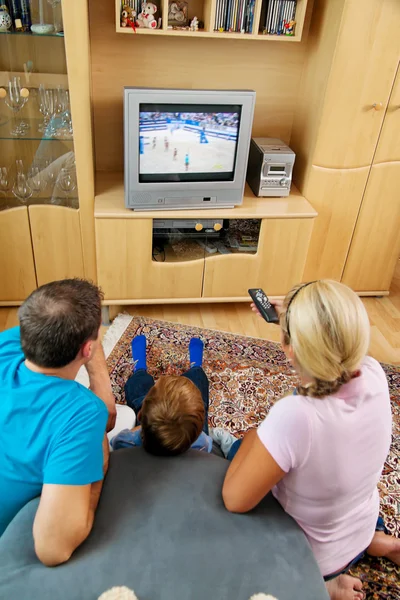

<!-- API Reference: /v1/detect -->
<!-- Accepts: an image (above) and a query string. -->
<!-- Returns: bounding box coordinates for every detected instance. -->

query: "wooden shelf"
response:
[95,172,317,220]
[115,0,309,42]
[116,25,300,41]
[116,26,166,35]
[0,72,68,88]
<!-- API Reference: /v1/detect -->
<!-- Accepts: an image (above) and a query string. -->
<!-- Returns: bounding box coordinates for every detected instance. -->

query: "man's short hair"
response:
[140,376,204,456]
[18,279,103,368]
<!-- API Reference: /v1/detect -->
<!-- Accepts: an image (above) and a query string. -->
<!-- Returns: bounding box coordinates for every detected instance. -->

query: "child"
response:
[213,280,399,600]
[111,336,213,456]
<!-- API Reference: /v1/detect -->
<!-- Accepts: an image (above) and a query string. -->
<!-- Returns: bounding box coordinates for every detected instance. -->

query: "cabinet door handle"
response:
[372,102,383,111]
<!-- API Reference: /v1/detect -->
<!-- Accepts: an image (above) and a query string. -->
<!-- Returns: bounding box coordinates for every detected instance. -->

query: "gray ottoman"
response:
[0,449,328,600]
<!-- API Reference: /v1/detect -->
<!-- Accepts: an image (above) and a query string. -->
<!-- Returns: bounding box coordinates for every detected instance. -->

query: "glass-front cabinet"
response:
[0,0,77,209]
[0,0,83,302]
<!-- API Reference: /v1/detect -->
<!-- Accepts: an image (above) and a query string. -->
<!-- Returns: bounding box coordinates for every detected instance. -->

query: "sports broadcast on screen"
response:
[138,106,241,182]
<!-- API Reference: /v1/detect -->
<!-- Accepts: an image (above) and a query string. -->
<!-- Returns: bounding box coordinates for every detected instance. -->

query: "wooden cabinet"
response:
[291,0,400,290]
[94,175,316,303]
[0,208,37,303]
[203,218,313,297]
[0,205,85,302]
[0,0,95,303]
[96,219,204,300]
[302,166,370,281]
[342,64,400,292]
[29,205,85,286]
[97,216,313,301]
[312,0,400,169]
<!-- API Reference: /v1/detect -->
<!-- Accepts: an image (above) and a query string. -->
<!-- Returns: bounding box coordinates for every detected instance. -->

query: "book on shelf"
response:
[5,0,31,31]
[214,0,255,33]
[264,0,296,35]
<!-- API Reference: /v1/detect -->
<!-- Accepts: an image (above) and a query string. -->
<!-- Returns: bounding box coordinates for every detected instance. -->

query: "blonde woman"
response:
[213,281,399,600]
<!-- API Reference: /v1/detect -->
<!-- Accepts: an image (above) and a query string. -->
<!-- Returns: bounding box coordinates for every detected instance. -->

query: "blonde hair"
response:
[140,375,204,456]
[281,280,370,398]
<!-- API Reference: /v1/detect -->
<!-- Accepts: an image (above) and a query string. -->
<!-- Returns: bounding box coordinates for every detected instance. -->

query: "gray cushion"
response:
[0,449,328,600]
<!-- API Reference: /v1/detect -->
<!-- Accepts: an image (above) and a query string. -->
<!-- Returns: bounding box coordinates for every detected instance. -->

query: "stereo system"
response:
[246,137,295,197]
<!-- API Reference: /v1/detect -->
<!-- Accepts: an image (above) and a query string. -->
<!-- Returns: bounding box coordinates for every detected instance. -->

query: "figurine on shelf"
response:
[168,1,187,27]
[283,19,296,36]
[121,4,137,29]
[0,4,12,31]
[136,2,158,29]
[189,16,198,31]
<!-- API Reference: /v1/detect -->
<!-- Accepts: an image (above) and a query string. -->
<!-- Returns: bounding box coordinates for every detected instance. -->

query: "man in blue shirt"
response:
[0,279,116,566]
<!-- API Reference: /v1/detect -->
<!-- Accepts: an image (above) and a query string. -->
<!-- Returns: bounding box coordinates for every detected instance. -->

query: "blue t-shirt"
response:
[111,427,213,453]
[0,327,108,536]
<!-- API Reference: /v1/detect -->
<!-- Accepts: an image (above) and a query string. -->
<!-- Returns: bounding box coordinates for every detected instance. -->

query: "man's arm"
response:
[86,343,116,432]
[33,436,109,567]
[222,429,285,513]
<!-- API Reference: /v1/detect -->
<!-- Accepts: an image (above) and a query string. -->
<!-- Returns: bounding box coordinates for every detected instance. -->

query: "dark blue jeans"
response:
[227,439,242,461]
[124,366,210,434]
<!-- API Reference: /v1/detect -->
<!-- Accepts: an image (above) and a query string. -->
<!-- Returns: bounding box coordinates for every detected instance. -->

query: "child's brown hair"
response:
[140,375,205,456]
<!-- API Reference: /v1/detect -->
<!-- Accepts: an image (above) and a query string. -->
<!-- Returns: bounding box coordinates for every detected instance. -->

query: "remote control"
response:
[248,289,279,324]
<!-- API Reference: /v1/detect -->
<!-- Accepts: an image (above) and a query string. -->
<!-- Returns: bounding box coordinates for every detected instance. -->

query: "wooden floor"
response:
[1,262,400,365]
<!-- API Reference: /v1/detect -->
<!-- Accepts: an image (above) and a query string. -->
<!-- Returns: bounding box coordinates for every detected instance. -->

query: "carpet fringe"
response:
[102,314,133,359]
[75,314,132,388]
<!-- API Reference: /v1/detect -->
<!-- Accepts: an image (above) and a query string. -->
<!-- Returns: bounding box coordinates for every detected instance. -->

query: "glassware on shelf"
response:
[28,166,46,195]
[37,84,48,132]
[41,158,56,190]
[38,85,56,135]
[56,166,77,200]
[13,173,33,204]
[54,87,69,137]
[0,167,11,194]
[12,161,32,203]
[64,90,73,136]
[31,0,54,34]
[37,85,72,138]
[4,78,30,137]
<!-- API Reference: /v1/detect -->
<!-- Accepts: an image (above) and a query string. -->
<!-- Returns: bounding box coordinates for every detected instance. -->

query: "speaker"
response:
[131,192,153,205]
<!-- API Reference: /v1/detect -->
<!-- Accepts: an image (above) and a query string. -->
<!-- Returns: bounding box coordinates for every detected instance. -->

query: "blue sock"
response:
[189,338,203,367]
[131,335,147,371]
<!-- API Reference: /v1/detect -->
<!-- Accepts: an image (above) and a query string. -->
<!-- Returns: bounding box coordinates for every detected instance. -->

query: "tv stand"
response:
[95,172,317,311]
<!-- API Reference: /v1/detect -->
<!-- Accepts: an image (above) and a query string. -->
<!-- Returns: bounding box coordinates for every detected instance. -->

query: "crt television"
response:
[124,87,256,211]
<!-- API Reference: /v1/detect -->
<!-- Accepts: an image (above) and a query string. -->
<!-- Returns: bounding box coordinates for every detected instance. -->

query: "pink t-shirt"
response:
[257,356,392,576]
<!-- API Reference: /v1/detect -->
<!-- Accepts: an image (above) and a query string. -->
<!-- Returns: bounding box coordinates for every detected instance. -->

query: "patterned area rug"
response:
[106,316,400,599]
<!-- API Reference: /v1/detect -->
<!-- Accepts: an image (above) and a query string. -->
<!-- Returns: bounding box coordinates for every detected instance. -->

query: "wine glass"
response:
[53,87,68,138]
[4,78,29,137]
[40,158,56,192]
[13,173,32,204]
[28,166,46,195]
[57,166,77,200]
[38,85,57,136]
[0,167,11,195]
[64,90,74,137]
[37,84,47,132]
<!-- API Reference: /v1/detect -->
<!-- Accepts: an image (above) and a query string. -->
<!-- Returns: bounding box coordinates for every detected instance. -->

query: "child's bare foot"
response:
[367,530,400,565]
[325,574,364,600]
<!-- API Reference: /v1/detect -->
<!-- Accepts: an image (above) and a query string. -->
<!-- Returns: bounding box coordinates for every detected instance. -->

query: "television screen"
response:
[138,103,241,183]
